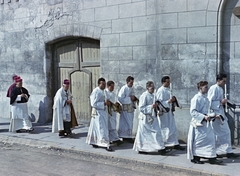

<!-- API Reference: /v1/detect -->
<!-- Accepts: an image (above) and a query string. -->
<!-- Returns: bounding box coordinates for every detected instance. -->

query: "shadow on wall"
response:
[38,96,52,124]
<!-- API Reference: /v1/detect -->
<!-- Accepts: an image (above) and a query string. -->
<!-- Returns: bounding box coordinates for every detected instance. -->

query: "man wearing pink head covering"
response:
[6,75,19,98]
[52,79,78,136]
[9,78,33,133]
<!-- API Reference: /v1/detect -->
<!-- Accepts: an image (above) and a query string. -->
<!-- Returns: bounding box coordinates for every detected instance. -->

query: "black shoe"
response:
[92,144,99,148]
[116,140,124,146]
[123,138,135,144]
[138,151,148,154]
[174,145,185,150]
[158,149,167,155]
[59,130,65,136]
[209,158,223,164]
[26,128,34,133]
[65,129,72,135]
[216,154,223,158]
[16,130,21,133]
[191,159,204,164]
[106,146,114,152]
[227,153,240,158]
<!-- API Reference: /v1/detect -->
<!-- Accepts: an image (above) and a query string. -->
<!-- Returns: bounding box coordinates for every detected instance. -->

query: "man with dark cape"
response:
[52,79,78,136]
[10,78,33,132]
[7,75,19,130]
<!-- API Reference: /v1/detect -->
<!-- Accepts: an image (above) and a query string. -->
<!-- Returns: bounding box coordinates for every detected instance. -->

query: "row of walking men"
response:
[7,74,239,165]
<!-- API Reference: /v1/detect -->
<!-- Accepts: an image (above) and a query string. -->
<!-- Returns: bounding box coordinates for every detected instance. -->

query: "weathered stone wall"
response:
[0,0,239,142]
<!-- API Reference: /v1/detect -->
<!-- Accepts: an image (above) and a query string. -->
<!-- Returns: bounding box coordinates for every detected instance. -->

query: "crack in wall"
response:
[1,0,19,4]
[35,8,70,29]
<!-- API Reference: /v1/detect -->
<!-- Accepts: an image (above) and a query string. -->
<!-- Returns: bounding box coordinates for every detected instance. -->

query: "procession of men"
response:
[5,73,239,164]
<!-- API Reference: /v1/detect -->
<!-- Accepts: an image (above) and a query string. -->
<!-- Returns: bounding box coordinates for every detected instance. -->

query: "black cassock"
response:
[10,87,30,105]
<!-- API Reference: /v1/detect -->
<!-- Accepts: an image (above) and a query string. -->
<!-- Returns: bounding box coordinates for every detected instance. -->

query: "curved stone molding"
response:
[35,23,102,44]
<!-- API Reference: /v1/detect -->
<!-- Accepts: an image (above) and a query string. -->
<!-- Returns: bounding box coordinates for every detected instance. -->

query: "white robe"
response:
[86,87,109,147]
[106,89,120,142]
[118,85,135,138]
[52,87,72,133]
[156,86,179,146]
[207,84,232,154]
[133,91,165,152]
[187,92,216,160]
[9,96,32,132]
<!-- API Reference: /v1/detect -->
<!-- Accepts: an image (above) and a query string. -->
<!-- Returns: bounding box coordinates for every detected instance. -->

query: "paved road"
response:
[0,142,196,176]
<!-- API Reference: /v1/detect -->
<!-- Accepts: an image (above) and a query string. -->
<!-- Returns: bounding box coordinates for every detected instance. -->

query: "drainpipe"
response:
[216,0,227,74]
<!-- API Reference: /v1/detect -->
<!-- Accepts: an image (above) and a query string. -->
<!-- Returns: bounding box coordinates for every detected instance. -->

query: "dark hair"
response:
[126,76,134,83]
[107,80,115,87]
[216,74,227,81]
[197,81,208,90]
[161,76,170,83]
[146,81,154,88]
[98,77,106,85]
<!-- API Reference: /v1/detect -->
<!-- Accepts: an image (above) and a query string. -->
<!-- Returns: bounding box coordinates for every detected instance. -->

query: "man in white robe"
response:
[133,81,167,155]
[52,79,78,136]
[118,76,137,143]
[156,76,185,150]
[106,81,123,146]
[10,78,33,133]
[86,78,113,151]
[187,81,222,164]
[208,74,239,158]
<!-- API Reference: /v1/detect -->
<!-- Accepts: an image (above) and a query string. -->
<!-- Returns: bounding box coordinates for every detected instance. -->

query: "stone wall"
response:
[0,0,239,142]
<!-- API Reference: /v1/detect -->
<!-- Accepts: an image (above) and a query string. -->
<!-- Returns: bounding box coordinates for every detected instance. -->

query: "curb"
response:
[0,134,228,176]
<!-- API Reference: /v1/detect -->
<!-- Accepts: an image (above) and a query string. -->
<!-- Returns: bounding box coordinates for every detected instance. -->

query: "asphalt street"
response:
[0,142,195,176]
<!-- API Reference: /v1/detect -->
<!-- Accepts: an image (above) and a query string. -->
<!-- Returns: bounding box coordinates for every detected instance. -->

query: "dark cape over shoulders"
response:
[6,83,16,98]
[10,87,30,105]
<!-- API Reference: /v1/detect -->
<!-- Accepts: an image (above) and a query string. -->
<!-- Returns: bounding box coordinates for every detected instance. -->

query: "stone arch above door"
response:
[36,23,102,44]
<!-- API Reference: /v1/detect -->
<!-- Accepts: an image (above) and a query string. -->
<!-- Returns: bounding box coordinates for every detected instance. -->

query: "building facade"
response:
[0,0,240,143]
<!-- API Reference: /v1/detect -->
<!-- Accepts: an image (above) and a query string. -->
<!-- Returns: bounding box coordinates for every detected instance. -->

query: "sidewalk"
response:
[0,118,239,176]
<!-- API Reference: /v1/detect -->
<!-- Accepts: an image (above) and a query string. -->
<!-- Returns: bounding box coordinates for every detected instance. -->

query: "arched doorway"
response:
[52,37,100,124]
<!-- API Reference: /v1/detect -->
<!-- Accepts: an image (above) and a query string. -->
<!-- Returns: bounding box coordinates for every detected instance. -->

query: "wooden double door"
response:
[53,38,100,123]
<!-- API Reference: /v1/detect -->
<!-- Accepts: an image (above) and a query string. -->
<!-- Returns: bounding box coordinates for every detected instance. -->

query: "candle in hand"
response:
[169,83,172,98]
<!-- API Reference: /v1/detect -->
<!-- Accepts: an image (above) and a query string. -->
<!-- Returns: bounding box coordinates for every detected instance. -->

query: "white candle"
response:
[152,89,156,117]
[169,83,172,98]
[153,89,156,103]
[224,84,227,112]
[104,89,107,101]
[224,84,227,99]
